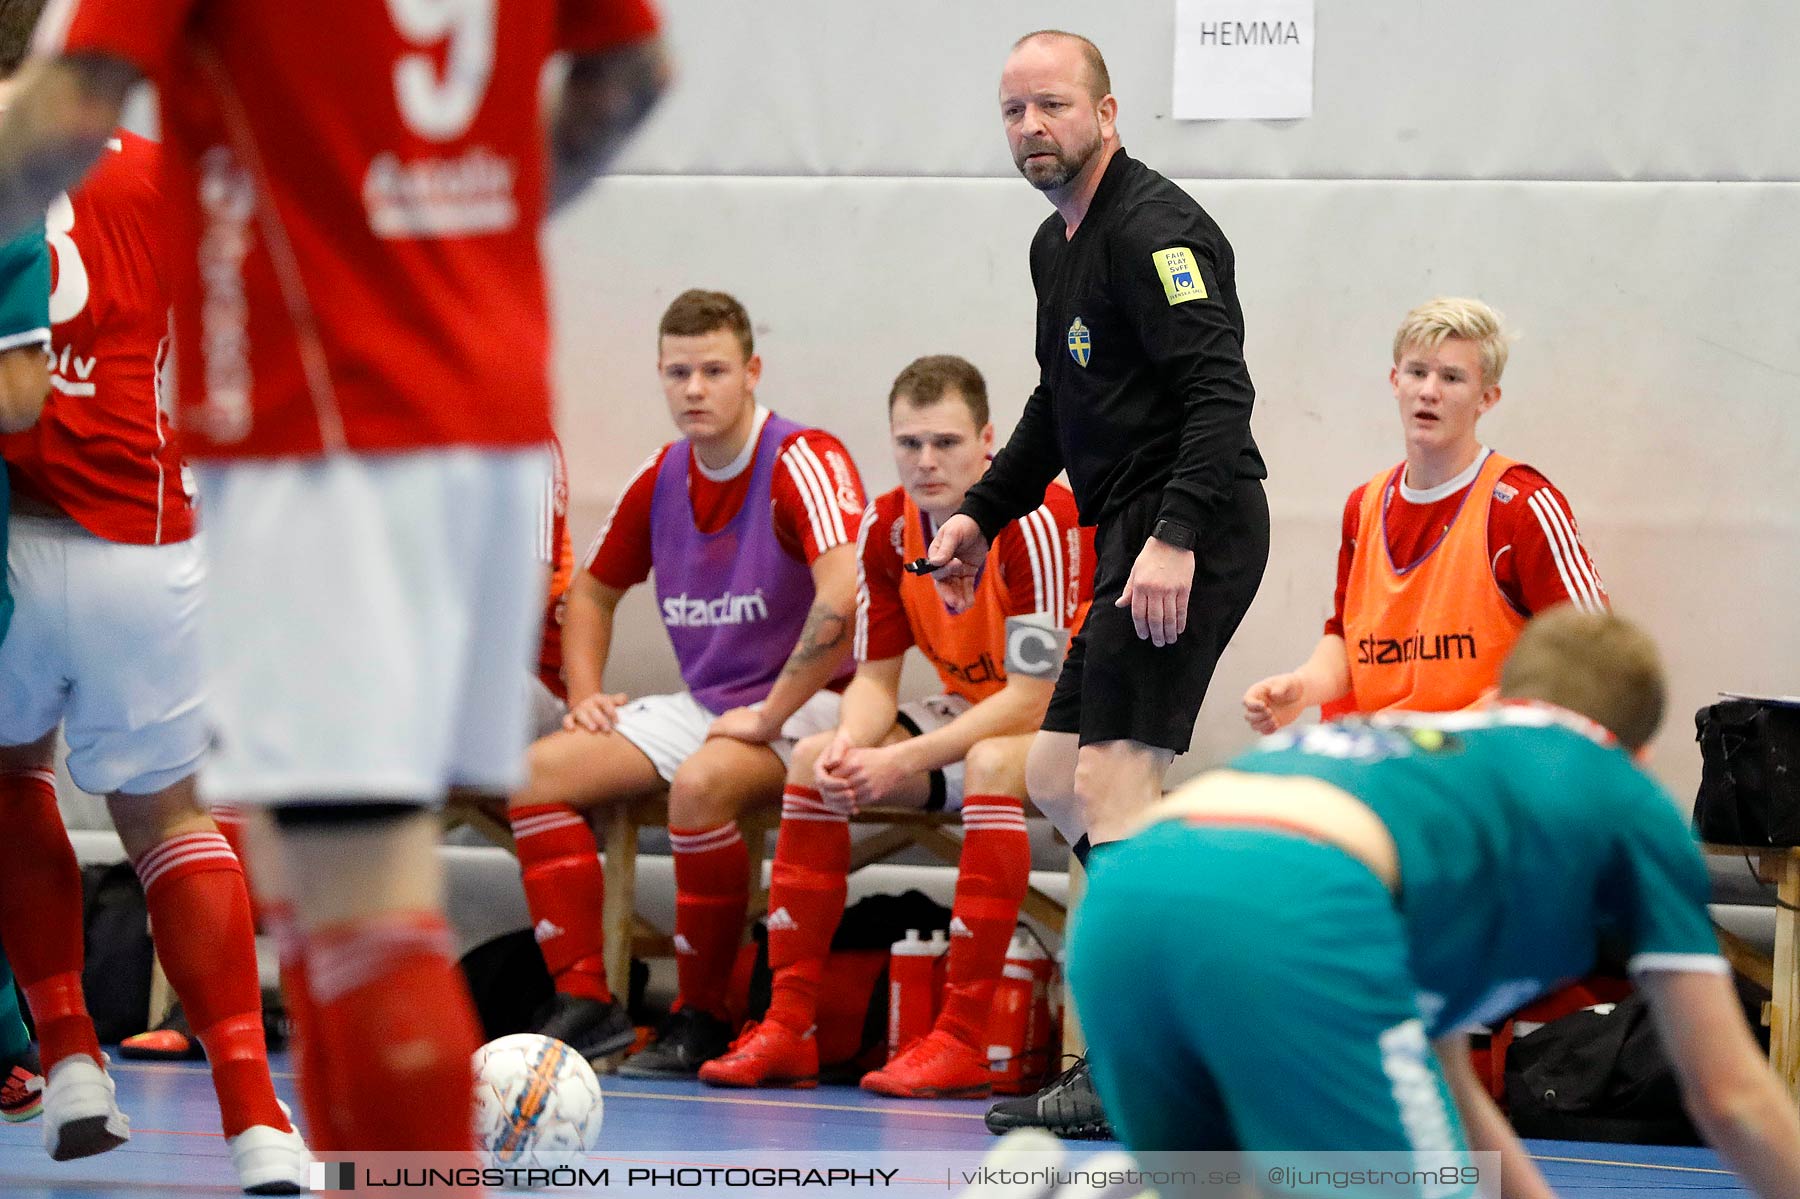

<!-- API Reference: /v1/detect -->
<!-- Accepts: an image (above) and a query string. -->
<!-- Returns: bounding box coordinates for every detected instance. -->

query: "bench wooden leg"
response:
[1772,855,1800,1100]
[602,806,638,1001]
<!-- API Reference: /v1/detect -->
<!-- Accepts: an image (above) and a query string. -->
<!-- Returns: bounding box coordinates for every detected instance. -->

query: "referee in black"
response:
[926,29,1270,1137]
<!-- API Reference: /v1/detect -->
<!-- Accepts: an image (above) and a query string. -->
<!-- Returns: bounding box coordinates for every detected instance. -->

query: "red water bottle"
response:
[887,930,938,1060]
[985,932,1035,1093]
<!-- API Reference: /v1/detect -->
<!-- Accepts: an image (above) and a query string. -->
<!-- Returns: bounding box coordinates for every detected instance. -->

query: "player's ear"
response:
[980,422,995,454]
[1478,384,1501,415]
[743,353,763,389]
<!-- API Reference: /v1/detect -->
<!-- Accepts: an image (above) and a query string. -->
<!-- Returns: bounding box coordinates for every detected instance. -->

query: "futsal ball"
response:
[472,1033,605,1170]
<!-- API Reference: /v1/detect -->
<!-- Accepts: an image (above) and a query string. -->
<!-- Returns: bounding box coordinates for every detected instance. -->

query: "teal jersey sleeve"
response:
[0,219,51,352]
[1604,774,1727,974]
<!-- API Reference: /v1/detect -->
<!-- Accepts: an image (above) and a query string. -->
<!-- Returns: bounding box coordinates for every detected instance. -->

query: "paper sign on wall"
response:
[1173,0,1315,120]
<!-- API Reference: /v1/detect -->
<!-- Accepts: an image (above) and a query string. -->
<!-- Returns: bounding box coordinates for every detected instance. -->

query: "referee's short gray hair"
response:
[1392,297,1513,387]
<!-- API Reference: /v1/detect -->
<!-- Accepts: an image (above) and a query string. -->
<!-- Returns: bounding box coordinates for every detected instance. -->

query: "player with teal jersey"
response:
[0,216,51,1123]
[0,217,52,643]
[1068,610,1800,1199]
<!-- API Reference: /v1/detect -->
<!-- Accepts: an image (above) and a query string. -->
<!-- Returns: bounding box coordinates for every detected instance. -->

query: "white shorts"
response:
[0,514,208,795]
[195,447,548,807]
[895,693,975,811]
[612,689,843,784]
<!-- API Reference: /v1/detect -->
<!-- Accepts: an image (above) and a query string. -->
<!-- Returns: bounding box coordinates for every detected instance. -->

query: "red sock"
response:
[265,901,346,1152]
[937,795,1031,1049]
[511,803,611,1003]
[764,787,848,1034]
[670,822,749,1020]
[209,806,259,910]
[132,831,288,1138]
[307,912,481,1155]
[0,770,99,1071]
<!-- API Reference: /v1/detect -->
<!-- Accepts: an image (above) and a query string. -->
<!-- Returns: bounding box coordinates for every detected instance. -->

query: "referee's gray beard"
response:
[1017,132,1100,193]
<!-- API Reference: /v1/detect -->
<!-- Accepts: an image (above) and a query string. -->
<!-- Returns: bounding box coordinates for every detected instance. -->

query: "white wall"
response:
[543,2,1800,805]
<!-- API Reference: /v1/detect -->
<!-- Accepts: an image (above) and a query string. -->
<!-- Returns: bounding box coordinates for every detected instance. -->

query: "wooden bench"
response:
[444,796,1070,1000]
[1703,843,1798,1100]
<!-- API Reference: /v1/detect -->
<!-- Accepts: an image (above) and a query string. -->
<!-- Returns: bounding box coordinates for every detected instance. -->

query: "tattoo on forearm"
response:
[780,603,849,678]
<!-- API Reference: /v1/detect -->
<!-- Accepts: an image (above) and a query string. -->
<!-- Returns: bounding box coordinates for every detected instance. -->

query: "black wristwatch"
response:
[1150,518,1196,551]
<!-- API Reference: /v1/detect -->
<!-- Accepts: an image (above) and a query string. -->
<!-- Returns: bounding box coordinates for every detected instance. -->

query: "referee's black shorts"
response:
[1042,478,1269,753]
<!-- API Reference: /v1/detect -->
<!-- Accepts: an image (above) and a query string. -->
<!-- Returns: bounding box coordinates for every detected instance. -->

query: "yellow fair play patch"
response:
[1153,246,1207,305]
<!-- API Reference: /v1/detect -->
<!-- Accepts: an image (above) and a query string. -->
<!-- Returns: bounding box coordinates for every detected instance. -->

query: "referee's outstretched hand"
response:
[925,514,990,613]
[1116,537,1194,647]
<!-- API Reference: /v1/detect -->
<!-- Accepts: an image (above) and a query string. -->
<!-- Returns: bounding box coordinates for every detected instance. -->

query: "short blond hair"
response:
[1498,608,1666,752]
[1392,297,1511,387]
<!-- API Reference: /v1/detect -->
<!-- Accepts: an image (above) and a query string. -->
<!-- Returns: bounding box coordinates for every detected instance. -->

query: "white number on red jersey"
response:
[386,0,498,141]
[46,192,89,324]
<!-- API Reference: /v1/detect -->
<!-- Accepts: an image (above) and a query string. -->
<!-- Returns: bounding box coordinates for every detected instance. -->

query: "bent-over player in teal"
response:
[0,214,53,1122]
[1069,609,1800,1198]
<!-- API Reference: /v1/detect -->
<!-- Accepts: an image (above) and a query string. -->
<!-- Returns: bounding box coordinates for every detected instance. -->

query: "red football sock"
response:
[265,900,346,1152]
[764,787,848,1034]
[0,770,99,1070]
[132,831,288,1138]
[670,822,749,1020]
[307,912,481,1155]
[209,806,260,911]
[937,795,1031,1049]
[511,803,611,1002]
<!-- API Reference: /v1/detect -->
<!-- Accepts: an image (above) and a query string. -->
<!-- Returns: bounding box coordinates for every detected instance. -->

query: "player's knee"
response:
[667,757,737,827]
[963,737,1028,798]
[787,731,833,785]
[513,733,595,813]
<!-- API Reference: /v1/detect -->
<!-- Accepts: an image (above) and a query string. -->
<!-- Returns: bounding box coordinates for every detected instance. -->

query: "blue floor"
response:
[0,1053,1750,1196]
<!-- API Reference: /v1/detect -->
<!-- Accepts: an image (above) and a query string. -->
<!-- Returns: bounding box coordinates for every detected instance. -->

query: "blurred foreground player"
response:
[700,355,1090,1093]
[0,0,669,1165]
[0,76,49,1127]
[0,13,306,1183]
[1071,609,1800,1199]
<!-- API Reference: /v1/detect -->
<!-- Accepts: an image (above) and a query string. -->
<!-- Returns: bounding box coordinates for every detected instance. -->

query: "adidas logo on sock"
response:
[673,934,696,955]
[533,918,565,944]
[949,917,973,938]
[766,907,798,932]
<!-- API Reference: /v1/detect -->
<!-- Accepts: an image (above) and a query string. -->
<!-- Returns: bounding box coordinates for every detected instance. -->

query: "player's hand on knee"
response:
[1116,538,1194,647]
[564,691,630,734]
[707,704,780,745]
[926,514,990,614]
[1242,674,1306,734]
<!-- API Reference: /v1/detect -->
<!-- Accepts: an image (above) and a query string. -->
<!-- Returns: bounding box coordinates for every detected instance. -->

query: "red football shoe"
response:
[860,1029,993,1099]
[696,1021,818,1089]
[1,1048,43,1122]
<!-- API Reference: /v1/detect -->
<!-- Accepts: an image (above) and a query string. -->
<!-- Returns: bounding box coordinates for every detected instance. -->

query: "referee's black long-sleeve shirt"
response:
[959,149,1266,541]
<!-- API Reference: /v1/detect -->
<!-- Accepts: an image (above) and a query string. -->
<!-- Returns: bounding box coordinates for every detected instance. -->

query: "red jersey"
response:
[584,411,865,587]
[856,481,1091,702]
[0,131,192,544]
[46,0,660,461]
[1324,454,1606,639]
[536,438,573,700]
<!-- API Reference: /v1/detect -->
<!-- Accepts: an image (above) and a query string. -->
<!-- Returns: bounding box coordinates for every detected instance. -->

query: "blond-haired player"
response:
[1244,297,1606,733]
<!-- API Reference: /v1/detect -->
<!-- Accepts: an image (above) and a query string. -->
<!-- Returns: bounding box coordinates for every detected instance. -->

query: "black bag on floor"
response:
[80,862,155,1043]
[1693,698,1800,847]
[459,928,649,1039]
[1503,993,1699,1146]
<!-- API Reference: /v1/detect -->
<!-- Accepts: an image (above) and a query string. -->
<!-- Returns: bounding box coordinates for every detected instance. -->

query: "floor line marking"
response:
[1531,1153,1732,1176]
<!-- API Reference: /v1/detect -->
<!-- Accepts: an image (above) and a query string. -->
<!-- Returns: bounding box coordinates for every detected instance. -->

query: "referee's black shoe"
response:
[984,1056,1114,1140]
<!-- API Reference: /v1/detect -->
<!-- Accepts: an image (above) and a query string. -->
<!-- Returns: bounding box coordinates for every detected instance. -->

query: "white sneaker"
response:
[230,1101,311,1195]
[42,1053,131,1161]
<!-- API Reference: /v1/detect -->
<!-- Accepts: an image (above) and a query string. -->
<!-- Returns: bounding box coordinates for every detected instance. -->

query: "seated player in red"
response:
[510,290,867,1068]
[1242,297,1606,732]
[700,355,1092,1095]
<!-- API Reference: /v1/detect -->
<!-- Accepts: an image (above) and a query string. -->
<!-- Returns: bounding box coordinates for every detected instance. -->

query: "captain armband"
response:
[1005,615,1070,682]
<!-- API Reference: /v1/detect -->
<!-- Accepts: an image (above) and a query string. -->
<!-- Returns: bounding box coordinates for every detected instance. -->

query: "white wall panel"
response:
[615,1,1800,182]
[549,175,1800,799]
